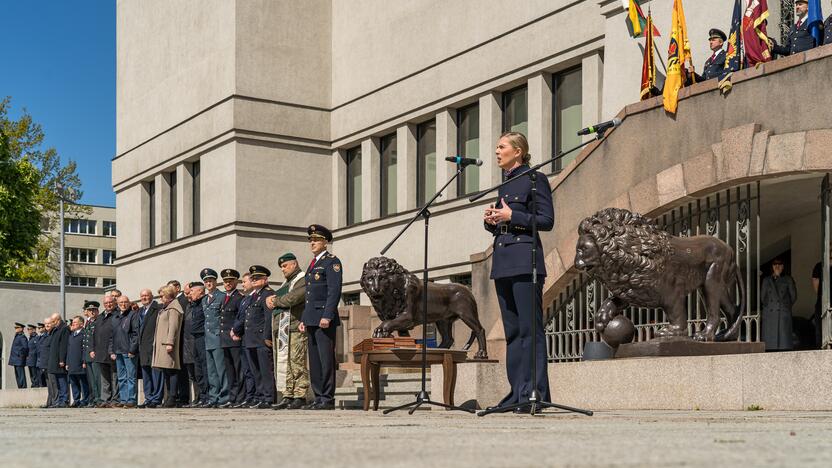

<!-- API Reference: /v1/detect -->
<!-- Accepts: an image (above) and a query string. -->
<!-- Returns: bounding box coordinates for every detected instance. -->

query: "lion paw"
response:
[655,325,687,337]
[472,350,488,360]
[693,331,716,342]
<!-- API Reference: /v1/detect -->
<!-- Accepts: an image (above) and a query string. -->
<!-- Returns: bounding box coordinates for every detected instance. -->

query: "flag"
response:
[718,0,746,94]
[626,0,660,38]
[640,13,657,100]
[662,0,691,114]
[807,0,824,47]
[742,0,772,66]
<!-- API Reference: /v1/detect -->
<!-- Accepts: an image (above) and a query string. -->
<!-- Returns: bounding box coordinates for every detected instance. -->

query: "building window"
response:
[457,104,480,196]
[66,248,97,264]
[346,146,362,226]
[450,273,472,287]
[169,170,177,241]
[103,221,116,237]
[503,86,528,136]
[380,133,398,217]
[102,278,117,288]
[103,250,116,265]
[148,180,156,248]
[66,276,96,287]
[343,292,360,306]
[192,161,201,235]
[64,219,96,235]
[553,67,583,172]
[416,120,436,207]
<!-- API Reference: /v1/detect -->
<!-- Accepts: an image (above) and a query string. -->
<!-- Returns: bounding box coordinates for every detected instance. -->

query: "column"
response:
[177,163,194,238]
[527,73,553,166]
[361,138,380,222]
[582,52,604,142]
[479,92,502,189]
[332,149,347,227]
[140,183,151,250]
[435,108,458,200]
[154,173,170,244]
[397,123,418,213]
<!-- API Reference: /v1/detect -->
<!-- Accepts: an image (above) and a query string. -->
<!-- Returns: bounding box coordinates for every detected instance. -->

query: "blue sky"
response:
[1,2,116,207]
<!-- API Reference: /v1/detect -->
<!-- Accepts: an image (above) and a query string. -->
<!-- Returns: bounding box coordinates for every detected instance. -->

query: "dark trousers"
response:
[239,346,257,401]
[45,372,57,406]
[39,368,47,387]
[52,373,69,406]
[13,366,27,388]
[245,346,275,403]
[193,335,209,402]
[141,365,164,404]
[222,346,244,403]
[96,361,117,403]
[28,366,39,388]
[85,361,101,403]
[161,368,180,406]
[69,374,89,405]
[306,325,337,405]
[495,275,550,407]
[177,363,191,403]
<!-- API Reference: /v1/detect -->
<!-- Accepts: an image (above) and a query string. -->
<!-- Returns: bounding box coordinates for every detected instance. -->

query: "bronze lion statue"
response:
[359,257,487,359]
[574,208,745,344]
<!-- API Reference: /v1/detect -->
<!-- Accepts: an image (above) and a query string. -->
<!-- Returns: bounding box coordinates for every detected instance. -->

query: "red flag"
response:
[742,0,772,66]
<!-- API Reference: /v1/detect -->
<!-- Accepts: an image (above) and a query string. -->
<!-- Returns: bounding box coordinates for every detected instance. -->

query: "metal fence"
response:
[547,183,761,362]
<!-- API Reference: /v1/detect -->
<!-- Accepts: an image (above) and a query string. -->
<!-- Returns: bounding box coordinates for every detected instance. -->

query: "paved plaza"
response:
[1,408,830,467]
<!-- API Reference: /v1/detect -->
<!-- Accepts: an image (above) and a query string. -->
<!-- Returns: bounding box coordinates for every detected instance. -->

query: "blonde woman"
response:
[152,285,183,408]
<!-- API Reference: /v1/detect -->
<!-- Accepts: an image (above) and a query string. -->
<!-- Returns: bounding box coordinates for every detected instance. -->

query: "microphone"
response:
[576,118,622,136]
[445,156,483,166]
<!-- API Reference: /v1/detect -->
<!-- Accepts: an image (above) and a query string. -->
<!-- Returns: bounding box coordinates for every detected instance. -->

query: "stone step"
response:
[335,371,432,410]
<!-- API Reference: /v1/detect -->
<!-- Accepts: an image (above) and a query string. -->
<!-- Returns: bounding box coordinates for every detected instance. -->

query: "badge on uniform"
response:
[333,264,341,272]
[314,273,321,280]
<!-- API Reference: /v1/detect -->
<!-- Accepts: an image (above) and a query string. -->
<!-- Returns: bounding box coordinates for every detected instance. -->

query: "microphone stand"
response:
[471,131,608,417]
[379,163,476,415]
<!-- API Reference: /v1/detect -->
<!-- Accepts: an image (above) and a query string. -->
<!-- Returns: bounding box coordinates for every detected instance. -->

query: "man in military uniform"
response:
[267,253,310,410]
[692,28,726,82]
[8,322,29,388]
[26,324,39,388]
[230,272,258,408]
[82,301,101,405]
[772,0,818,56]
[201,268,229,408]
[299,225,342,410]
[37,320,53,406]
[218,269,244,408]
[186,281,209,406]
[232,265,276,409]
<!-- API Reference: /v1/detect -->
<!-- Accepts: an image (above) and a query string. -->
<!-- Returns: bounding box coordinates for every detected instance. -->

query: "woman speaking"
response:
[483,132,554,413]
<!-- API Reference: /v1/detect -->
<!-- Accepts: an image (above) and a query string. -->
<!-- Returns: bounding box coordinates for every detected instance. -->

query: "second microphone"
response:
[445,156,483,166]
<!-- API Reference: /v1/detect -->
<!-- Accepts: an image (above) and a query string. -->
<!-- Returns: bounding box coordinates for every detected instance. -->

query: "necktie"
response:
[308,257,317,272]
[224,294,230,305]
[797,19,803,29]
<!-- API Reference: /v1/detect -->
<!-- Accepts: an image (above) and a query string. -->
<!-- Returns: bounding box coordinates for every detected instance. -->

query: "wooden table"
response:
[357,348,469,411]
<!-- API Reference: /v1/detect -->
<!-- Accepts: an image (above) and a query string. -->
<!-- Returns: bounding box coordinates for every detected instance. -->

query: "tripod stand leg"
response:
[536,401,594,416]
[382,400,420,415]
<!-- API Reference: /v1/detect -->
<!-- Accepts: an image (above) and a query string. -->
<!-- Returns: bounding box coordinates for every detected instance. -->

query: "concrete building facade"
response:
[114,1,832,361]
[59,205,118,289]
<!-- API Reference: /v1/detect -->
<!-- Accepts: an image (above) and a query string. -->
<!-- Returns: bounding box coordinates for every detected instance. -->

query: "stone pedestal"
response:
[615,337,765,359]
[430,360,505,410]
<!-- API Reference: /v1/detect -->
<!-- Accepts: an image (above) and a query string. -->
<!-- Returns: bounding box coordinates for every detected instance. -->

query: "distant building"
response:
[55,205,117,289]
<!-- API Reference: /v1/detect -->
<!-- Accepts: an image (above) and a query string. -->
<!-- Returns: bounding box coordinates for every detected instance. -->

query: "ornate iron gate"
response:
[546,183,761,362]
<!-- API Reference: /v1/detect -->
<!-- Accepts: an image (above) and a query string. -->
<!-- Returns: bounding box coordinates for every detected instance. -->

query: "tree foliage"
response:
[0,96,88,282]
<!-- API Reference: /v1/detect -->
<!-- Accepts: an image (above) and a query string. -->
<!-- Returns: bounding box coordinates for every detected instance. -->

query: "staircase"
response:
[335,369,431,410]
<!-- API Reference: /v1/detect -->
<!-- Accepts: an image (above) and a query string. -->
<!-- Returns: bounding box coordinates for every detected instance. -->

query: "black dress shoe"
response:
[231,400,250,409]
[218,401,234,409]
[314,402,335,411]
[250,401,270,409]
[271,398,291,410]
[162,402,177,408]
[137,403,147,409]
[145,403,158,409]
[287,398,306,410]
[301,402,320,410]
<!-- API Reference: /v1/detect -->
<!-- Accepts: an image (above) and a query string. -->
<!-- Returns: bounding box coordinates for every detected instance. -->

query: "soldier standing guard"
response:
[26,324,39,388]
[218,268,245,408]
[234,265,276,409]
[9,322,29,389]
[299,225,342,411]
[693,29,726,82]
[201,268,230,408]
[267,253,310,410]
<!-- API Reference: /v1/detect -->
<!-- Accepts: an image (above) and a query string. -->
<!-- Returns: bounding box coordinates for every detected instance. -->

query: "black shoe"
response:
[218,401,234,409]
[53,403,68,408]
[513,405,532,414]
[272,398,292,410]
[231,400,250,409]
[301,402,320,410]
[250,401,270,409]
[137,403,147,409]
[162,402,177,408]
[146,403,158,409]
[287,398,306,410]
[314,402,335,411]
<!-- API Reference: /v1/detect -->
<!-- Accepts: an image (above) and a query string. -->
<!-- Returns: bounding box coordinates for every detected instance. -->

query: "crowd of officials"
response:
[7,224,343,410]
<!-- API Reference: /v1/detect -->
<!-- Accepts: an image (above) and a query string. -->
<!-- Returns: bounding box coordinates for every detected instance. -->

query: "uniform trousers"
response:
[285,330,310,399]
[96,361,117,403]
[192,335,209,403]
[306,325,337,405]
[39,368,47,387]
[69,374,90,405]
[141,365,164,404]
[222,346,244,403]
[45,372,57,406]
[85,361,101,403]
[205,348,229,404]
[494,275,550,407]
[240,347,257,401]
[28,366,39,388]
[13,366,27,388]
[245,346,275,403]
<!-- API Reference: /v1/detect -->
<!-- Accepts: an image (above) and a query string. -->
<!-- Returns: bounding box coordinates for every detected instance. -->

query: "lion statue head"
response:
[360,257,417,322]
[575,208,673,306]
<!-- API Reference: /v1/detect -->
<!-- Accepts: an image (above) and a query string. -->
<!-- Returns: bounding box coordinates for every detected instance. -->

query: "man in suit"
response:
[692,29,726,82]
[299,225,342,411]
[8,322,29,389]
[201,269,229,408]
[37,319,54,407]
[35,323,47,387]
[47,313,70,408]
[168,279,190,311]
[219,269,245,408]
[93,295,118,407]
[772,0,818,56]
[230,272,258,408]
[232,265,276,409]
[66,316,90,407]
[110,295,140,407]
[187,282,210,406]
[81,301,101,405]
[137,289,163,408]
[25,324,39,388]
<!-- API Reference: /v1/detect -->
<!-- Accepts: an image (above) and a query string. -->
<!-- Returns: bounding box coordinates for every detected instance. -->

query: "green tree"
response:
[0,96,88,282]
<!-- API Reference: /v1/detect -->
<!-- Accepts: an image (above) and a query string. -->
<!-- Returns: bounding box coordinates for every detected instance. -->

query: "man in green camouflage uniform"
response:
[266,252,309,410]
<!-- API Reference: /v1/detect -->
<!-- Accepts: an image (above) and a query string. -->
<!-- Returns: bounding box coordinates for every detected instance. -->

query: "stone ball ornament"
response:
[600,315,636,348]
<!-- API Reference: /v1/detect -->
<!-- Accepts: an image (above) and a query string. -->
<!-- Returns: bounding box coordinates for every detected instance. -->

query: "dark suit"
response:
[36,332,51,395]
[302,252,343,406]
[178,301,195,403]
[484,163,554,408]
[92,311,117,403]
[8,332,29,388]
[138,302,163,405]
[66,330,89,405]
[220,289,246,403]
[232,292,258,402]
[239,287,276,404]
[26,334,39,387]
[47,322,70,406]
[82,317,100,403]
[773,18,817,56]
[189,299,209,404]
[694,49,726,82]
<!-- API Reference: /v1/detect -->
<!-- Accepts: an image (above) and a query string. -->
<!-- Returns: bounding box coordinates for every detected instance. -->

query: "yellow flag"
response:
[628,0,642,37]
[662,0,692,114]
